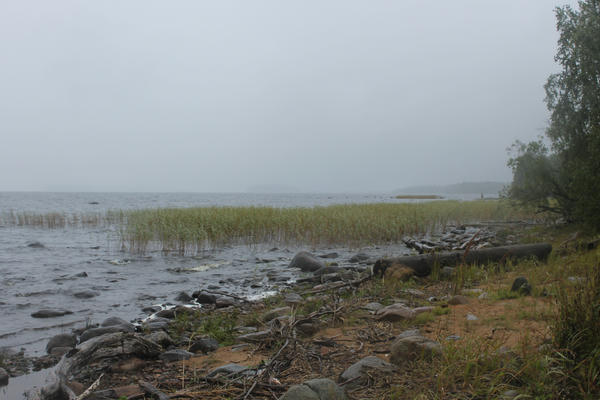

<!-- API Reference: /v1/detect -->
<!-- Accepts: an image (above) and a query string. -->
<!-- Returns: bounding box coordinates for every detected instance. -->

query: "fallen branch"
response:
[374,243,553,277]
[77,373,104,400]
[139,381,170,400]
[301,275,371,295]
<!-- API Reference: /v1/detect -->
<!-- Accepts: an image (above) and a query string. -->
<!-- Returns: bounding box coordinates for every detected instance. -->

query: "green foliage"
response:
[552,262,600,396]
[121,200,532,254]
[195,312,239,346]
[507,1,600,230]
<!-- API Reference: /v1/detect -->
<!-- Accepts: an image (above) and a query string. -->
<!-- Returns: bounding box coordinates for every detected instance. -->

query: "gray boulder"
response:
[305,378,347,399]
[193,291,217,304]
[73,290,99,299]
[46,333,76,354]
[31,309,73,318]
[59,332,161,378]
[101,316,131,327]
[349,253,370,263]
[390,335,441,365]
[142,317,171,332]
[261,307,291,323]
[289,252,325,272]
[175,291,193,302]
[375,304,415,321]
[189,338,219,354]
[80,324,135,343]
[146,331,174,348]
[313,266,340,276]
[339,356,395,389]
[280,384,320,400]
[159,349,193,362]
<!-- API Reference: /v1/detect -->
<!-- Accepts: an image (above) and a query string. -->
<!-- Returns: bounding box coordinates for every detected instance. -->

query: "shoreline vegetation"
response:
[394,194,444,199]
[9,222,597,399]
[0,200,542,253]
[121,200,538,253]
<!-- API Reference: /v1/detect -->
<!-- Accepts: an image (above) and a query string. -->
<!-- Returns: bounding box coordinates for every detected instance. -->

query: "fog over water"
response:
[0,0,577,193]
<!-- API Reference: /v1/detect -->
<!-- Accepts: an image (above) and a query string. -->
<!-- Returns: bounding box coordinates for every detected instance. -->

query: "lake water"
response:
[0,191,482,358]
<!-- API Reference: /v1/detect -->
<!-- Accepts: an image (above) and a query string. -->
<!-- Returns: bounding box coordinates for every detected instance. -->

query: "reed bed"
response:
[122,200,538,254]
[0,210,126,228]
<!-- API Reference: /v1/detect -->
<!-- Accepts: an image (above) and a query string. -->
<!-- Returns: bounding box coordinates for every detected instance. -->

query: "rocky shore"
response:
[2,223,547,399]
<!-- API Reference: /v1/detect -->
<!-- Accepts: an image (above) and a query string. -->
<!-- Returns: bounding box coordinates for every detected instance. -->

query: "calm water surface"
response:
[0,192,479,356]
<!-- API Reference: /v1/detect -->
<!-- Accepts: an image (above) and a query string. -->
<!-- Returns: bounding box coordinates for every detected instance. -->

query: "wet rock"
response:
[46,333,76,354]
[80,324,136,343]
[101,316,130,327]
[314,266,340,276]
[375,304,415,321]
[0,368,8,386]
[390,335,441,364]
[142,317,170,332]
[175,291,193,302]
[189,338,219,354]
[50,346,73,357]
[349,253,370,263]
[155,308,177,319]
[27,241,45,248]
[289,251,326,272]
[59,332,161,380]
[319,273,341,283]
[142,306,161,314]
[192,291,217,304]
[319,252,339,259]
[304,378,347,400]
[31,309,73,318]
[73,290,99,299]
[216,296,236,308]
[262,306,292,322]
[511,277,531,295]
[384,264,414,282]
[339,356,396,389]
[146,331,174,348]
[448,295,469,305]
[159,349,193,362]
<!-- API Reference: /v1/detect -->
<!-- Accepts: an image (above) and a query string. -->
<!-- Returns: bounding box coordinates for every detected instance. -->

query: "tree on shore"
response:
[507,0,600,229]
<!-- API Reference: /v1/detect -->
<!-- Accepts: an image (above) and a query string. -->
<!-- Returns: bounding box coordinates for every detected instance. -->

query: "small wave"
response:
[167,262,227,273]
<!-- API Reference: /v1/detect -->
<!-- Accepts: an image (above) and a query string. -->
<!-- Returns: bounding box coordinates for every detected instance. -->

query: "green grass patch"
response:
[120,200,535,254]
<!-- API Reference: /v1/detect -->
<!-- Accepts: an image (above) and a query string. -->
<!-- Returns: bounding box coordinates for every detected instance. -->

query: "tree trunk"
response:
[373,243,552,277]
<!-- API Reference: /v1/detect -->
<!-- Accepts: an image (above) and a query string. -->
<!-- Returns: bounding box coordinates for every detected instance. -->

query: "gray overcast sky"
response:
[0,0,576,193]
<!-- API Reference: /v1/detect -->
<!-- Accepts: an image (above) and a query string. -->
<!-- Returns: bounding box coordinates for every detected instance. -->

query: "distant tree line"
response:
[506,0,600,230]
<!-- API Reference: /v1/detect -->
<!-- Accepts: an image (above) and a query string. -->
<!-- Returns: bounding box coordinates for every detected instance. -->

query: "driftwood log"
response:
[373,243,553,277]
